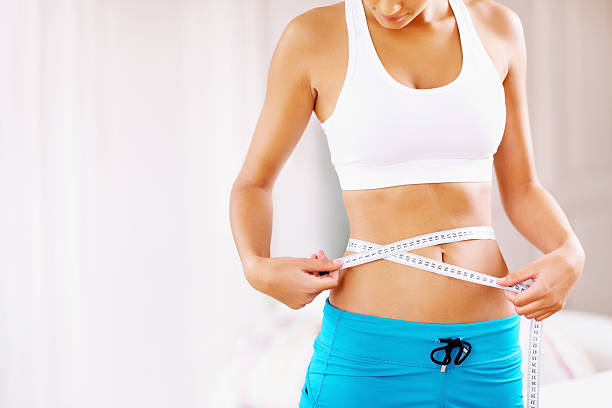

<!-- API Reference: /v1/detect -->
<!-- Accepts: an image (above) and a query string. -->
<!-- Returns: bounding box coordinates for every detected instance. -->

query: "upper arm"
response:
[491,3,542,202]
[234,11,320,192]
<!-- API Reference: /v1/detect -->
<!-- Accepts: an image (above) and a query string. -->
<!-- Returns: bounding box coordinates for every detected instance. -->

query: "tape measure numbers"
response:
[332,226,542,408]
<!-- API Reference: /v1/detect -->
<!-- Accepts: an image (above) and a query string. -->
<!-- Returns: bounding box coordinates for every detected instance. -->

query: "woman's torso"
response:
[309,0,515,323]
[335,184,516,323]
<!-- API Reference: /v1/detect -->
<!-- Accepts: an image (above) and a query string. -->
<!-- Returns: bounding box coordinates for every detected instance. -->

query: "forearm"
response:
[229,181,273,276]
[502,182,585,260]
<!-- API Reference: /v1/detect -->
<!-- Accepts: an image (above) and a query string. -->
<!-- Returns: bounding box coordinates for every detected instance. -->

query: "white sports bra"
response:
[318,0,506,190]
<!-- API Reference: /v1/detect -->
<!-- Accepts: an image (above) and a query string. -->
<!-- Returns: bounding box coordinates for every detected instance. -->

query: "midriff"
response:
[328,180,517,323]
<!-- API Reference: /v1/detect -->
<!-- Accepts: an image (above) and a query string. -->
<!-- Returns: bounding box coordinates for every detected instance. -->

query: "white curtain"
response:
[0,1,280,406]
[1,1,610,407]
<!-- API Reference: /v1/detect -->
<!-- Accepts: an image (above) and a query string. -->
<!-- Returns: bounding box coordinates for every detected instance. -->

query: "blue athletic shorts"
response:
[299,296,524,408]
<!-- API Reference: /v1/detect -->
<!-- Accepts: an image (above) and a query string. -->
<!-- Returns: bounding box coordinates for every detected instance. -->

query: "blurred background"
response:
[1,0,611,407]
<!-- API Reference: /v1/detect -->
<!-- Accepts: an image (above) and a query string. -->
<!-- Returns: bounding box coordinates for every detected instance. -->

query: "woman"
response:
[229,0,585,407]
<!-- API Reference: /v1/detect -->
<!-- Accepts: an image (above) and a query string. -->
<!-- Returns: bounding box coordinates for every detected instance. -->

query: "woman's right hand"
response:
[245,250,343,310]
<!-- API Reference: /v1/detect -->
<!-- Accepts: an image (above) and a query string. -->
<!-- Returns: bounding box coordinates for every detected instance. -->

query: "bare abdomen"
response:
[328,228,517,323]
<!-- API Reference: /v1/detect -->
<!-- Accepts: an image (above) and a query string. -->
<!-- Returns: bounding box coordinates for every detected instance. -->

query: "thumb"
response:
[308,269,340,292]
[497,266,536,287]
[303,258,343,273]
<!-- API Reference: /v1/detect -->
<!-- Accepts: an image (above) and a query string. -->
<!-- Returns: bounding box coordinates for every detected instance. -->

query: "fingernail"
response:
[333,259,343,265]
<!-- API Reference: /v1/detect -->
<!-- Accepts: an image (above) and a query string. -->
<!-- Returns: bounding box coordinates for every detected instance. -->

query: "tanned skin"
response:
[229,0,585,323]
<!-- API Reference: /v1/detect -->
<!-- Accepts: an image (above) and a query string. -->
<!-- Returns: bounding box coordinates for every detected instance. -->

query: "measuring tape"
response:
[333,225,541,408]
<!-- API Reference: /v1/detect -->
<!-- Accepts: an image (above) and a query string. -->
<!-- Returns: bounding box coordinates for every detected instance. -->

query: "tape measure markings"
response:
[332,225,541,408]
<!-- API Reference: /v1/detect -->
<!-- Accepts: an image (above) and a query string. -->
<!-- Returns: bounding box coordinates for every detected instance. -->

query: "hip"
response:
[299,296,524,408]
[316,296,521,369]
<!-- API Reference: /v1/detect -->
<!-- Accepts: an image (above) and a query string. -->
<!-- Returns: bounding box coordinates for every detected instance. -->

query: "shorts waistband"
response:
[315,296,521,370]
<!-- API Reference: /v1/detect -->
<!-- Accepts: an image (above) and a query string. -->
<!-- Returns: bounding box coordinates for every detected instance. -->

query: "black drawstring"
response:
[430,337,472,372]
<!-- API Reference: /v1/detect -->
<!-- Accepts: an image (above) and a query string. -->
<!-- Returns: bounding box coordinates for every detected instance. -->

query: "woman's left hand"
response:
[496,238,585,321]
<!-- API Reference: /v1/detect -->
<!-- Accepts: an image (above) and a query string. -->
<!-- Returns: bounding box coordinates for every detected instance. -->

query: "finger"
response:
[503,290,517,303]
[302,258,343,272]
[515,298,550,317]
[307,253,321,276]
[496,267,537,287]
[528,309,555,321]
[535,311,555,321]
[505,284,546,307]
[502,289,536,307]
[317,250,331,276]
[525,306,554,320]
[307,269,339,292]
[316,251,329,275]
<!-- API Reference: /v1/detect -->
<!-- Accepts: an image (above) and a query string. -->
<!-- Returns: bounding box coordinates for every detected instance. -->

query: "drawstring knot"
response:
[430,337,472,372]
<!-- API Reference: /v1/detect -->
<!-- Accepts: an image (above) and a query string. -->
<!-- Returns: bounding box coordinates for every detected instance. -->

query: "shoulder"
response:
[464,0,525,52]
[269,2,346,93]
[463,0,526,79]
[277,2,344,58]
